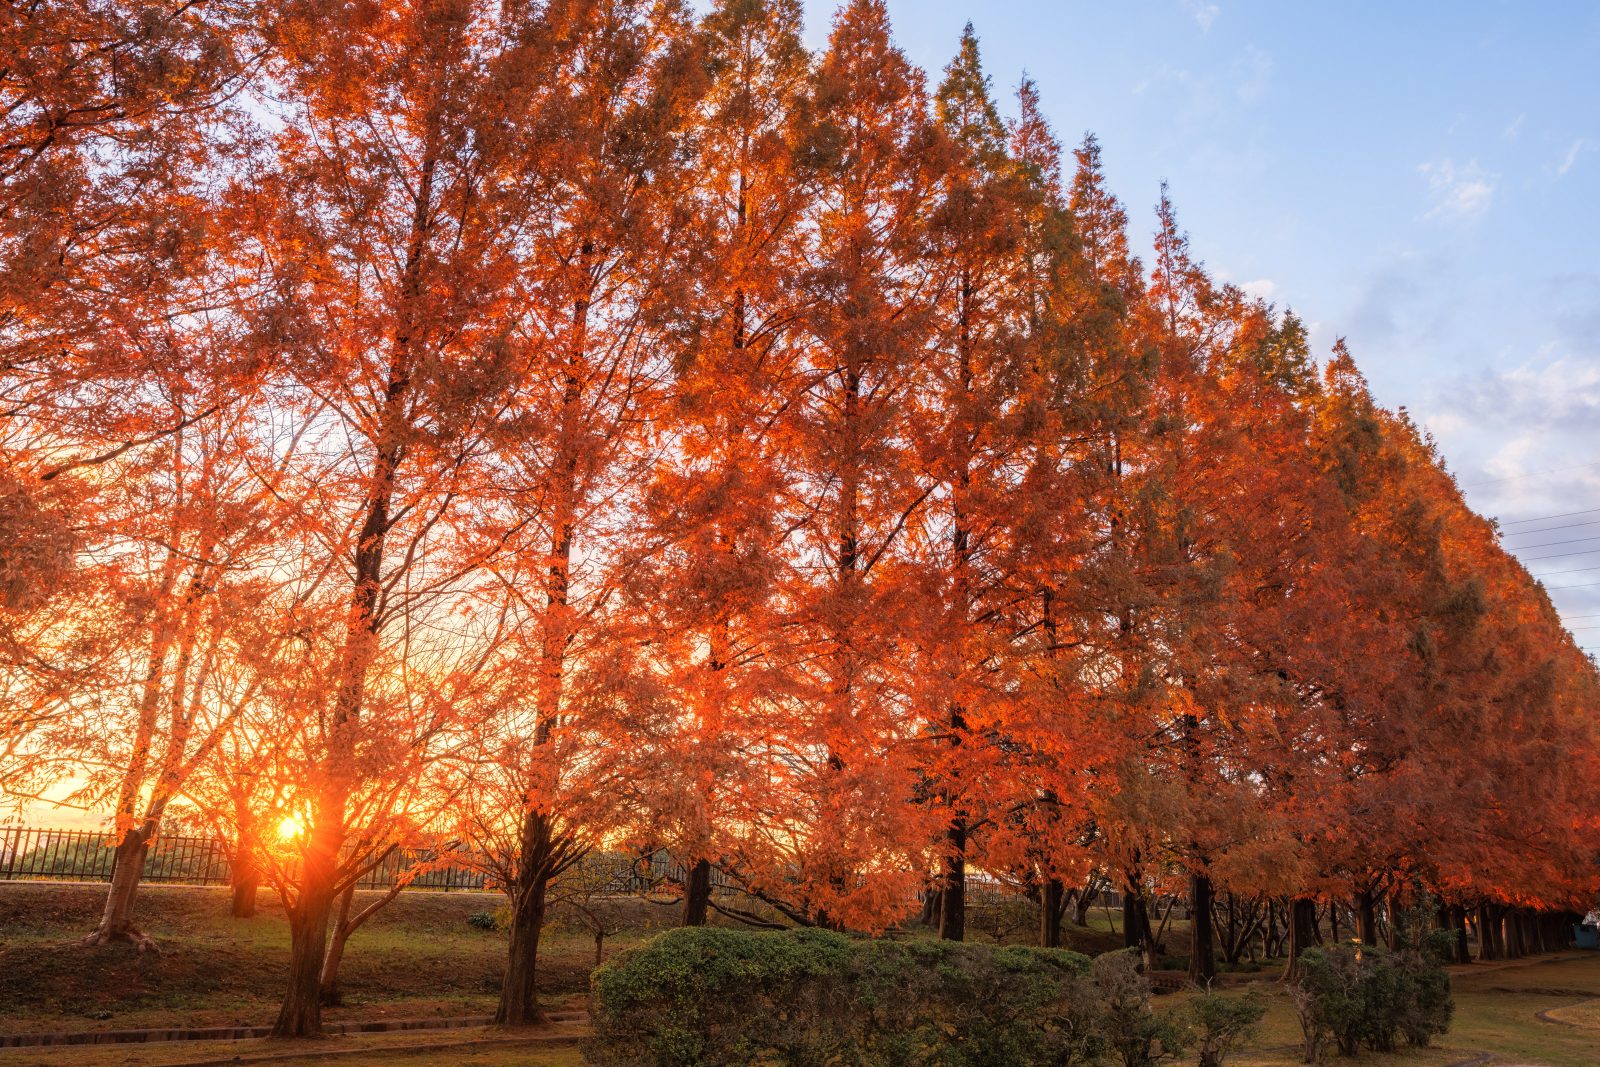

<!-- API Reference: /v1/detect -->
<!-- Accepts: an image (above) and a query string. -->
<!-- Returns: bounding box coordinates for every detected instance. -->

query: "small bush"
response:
[1187,987,1266,1067]
[466,910,499,931]
[1293,939,1452,1060]
[587,926,1103,1066]
[1092,950,1185,1067]
[968,893,1041,944]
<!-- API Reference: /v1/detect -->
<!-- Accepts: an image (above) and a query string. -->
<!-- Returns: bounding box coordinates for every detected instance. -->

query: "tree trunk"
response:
[682,858,712,927]
[920,885,942,928]
[1449,905,1471,964]
[497,868,549,1026]
[1282,897,1318,981]
[1355,889,1378,946]
[1073,878,1096,926]
[87,826,153,947]
[274,876,335,1038]
[938,818,966,941]
[231,845,261,919]
[1121,881,1155,968]
[1188,872,1216,984]
[319,884,356,1007]
[1039,877,1064,948]
[1475,903,1497,960]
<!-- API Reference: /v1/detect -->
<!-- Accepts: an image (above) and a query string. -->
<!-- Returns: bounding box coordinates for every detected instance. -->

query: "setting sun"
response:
[276,815,305,841]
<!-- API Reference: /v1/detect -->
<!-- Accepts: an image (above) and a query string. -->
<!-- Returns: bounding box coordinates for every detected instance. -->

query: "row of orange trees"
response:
[3,0,1596,1038]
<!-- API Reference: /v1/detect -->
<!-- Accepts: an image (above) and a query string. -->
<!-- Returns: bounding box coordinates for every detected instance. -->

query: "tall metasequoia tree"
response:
[917,25,1033,942]
[623,0,813,929]
[243,0,556,1036]
[478,0,700,1026]
[750,0,947,930]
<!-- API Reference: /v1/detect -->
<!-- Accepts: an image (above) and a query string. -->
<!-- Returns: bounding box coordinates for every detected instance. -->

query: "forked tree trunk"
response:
[319,884,357,1006]
[920,886,942,928]
[275,865,337,1037]
[1188,873,1216,983]
[87,826,153,948]
[682,858,712,927]
[1073,878,1096,926]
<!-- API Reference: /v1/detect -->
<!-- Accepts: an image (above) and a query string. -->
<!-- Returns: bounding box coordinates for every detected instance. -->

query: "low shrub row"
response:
[586,927,1265,1067]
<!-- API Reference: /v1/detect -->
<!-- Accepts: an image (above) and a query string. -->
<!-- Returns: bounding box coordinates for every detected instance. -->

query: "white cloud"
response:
[1182,0,1220,31]
[1240,278,1277,302]
[1503,113,1526,140]
[1557,138,1586,178]
[1418,158,1496,223]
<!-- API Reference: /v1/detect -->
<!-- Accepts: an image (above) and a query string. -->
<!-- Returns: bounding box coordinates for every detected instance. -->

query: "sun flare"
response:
[276,815,305,841]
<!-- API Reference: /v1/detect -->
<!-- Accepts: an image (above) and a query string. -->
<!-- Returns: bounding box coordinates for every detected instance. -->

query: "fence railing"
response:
[0,826,489,892]
[0,827,1086,910]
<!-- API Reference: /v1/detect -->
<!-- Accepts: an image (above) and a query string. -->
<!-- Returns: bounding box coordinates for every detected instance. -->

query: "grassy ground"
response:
[0,882,1130,1036]
[2,883,1595,1065]
[2,954,1596,1066]
[0,882,657,1034]
[1195,951,1600,1067]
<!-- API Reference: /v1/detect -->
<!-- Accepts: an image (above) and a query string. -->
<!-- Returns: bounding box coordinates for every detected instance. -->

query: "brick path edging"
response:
[0,1010,587,1048]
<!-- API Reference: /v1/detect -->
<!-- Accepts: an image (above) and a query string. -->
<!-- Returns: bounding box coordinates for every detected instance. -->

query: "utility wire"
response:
[1532,564,1600,578]
[1507,534,1600,552]
[1518,548,1600,564]
[1502,518,1600,539]
[1498,506,1600,527]
[1545,580,1600,591]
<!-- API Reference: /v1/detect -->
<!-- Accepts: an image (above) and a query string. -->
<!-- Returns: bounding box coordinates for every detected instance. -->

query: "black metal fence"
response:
[0,827,489,892]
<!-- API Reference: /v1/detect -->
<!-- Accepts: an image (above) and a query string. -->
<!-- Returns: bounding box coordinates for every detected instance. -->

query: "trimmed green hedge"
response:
[588,926,1104,1066]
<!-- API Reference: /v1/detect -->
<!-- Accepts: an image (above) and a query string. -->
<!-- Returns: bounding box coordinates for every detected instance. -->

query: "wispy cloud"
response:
[1557,138,1587,178]
[1182,0,1220,32]
[1418,158,1496,222]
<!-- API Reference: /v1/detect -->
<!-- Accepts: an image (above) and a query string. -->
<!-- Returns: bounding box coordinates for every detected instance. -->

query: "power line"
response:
[1498,507,1600,527]
[1532,564,1600,578]
[1545,580,1600,591]
[1503,518,1600,539]
[1507,534,1600,553]
[1519,548,1600,564]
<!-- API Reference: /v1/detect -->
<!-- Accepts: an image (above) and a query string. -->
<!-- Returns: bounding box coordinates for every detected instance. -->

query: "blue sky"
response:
[798,0,1600,638]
